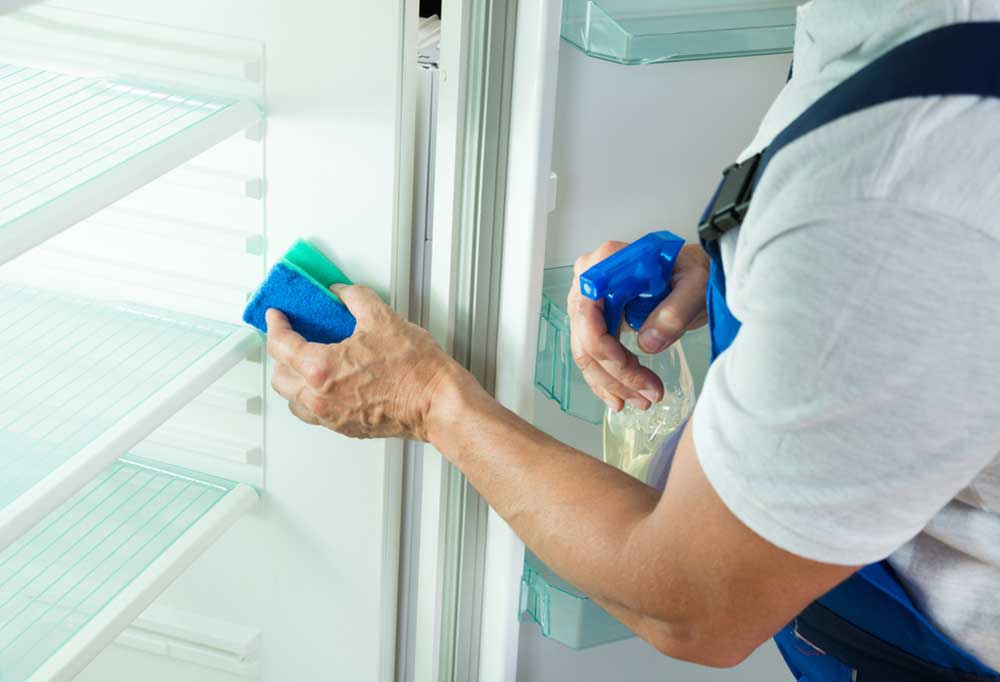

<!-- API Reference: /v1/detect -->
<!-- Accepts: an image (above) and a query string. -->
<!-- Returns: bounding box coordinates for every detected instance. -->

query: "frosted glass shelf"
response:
[0,63,261,265]
[0,456,257,682]
[0,283,259,551]
[535,266,712,423]
[562,0,801,66]
[520,551,632,649]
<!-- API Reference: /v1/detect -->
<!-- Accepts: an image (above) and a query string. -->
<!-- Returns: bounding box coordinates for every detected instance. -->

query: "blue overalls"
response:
[700,23,1000,682]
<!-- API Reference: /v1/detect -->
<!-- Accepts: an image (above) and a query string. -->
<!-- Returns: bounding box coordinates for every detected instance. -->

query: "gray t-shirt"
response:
[692,0,1000,668]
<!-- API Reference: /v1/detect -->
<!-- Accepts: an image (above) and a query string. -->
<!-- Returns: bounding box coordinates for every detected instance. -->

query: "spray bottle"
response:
[579,231,695,484]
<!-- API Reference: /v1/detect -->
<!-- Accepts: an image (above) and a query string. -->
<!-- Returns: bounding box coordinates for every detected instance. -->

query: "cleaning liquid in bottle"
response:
[579,231,696,484]
[603,331,693,482]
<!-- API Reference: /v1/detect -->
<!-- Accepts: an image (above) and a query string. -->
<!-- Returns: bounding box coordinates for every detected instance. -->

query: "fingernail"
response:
[603,398,617,412]
[638,329,667,353]
[627,398,650,411]
[639,389,660,404]
[330,283,347,293]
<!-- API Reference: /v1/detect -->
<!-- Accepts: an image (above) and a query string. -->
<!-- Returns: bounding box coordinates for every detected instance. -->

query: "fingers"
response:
[270,361,304,402]
[330,283,389,327]
[288,399,320,426]
[271,360,322,425]
[637,245,710,353]
[575,352,661,412]
[568,272,664,405]
[636,275,705,353]
[265,309,332,384]
[568,288,628,369]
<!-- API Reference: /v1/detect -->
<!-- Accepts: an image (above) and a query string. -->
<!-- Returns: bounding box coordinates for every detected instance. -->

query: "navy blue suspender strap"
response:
[701,22,1000,245]
[696,22,1000,682]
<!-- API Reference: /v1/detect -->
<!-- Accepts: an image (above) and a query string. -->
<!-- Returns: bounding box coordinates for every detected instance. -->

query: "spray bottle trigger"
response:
[578,231,685,337]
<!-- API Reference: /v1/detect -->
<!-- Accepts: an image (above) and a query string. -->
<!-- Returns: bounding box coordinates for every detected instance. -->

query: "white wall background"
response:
[519,42,793,682]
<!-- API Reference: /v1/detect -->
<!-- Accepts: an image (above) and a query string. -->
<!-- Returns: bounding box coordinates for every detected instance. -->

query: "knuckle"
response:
[303,361,330,389]
[571,347,593,370]
[303,394,329,419]
[575,241,629,275]
[598,240,626,256]
[578,338,603,362]
[653,307,686,336]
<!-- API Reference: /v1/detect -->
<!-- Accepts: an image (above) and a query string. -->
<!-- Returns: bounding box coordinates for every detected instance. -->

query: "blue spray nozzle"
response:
[579,231,685,337]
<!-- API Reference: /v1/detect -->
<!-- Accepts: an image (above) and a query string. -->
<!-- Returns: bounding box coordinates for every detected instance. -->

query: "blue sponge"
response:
[243,261,357,344]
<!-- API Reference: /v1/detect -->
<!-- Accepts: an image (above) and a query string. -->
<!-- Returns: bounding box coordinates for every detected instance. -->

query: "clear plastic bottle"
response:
[577,230,695,484]
[602,330,695,484]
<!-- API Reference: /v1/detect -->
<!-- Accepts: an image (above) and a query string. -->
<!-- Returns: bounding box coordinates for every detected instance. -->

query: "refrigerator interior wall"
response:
[0,2,415,681]
[517,43,792,681]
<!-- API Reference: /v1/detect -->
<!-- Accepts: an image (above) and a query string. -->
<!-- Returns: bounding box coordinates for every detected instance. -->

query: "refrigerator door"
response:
[7,2,418,681]
[476,2,563,682]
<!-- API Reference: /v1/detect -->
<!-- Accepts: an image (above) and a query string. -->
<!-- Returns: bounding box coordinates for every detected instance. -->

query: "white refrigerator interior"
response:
[0,1,414,680]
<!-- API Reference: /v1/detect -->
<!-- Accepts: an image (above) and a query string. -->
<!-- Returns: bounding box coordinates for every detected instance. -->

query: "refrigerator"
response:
[0,1,804,681]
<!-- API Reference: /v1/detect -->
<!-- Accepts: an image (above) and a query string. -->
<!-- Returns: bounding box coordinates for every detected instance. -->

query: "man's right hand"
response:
[568,242,710,413]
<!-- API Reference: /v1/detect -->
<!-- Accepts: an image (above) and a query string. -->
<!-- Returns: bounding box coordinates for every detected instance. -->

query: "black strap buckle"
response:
[698,151,763,242]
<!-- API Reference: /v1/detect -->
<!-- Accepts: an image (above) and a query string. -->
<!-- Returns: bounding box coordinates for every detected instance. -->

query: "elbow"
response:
[637,619,760,669]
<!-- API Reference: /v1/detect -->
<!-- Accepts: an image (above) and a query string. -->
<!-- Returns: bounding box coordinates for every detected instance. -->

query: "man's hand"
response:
[568,242,710,412]
[266,284,482,441]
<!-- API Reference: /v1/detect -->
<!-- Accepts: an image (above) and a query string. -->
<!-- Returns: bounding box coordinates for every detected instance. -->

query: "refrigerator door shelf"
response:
[0,62,261,266]
[0,456,258,682]
[534,266,713,424]
[0,283,260,552]
[562,0,801,66]
[535,266,606,425]
[519,551,633,650]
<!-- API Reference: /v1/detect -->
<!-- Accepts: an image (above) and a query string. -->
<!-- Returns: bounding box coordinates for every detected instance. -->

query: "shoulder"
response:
[745,96,1000,247]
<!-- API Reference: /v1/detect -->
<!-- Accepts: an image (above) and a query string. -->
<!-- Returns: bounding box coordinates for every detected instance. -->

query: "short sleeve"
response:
[693,200,1000,565]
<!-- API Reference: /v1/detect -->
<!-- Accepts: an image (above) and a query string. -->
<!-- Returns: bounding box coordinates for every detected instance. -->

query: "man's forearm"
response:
[423,372,850,668]
[429,373,685,628]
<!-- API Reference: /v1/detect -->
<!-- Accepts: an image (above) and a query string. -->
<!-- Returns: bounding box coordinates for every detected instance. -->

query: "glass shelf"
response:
[562,0,801,66]
[520,551,632,649]
[535,266,712,423]
[0,63,261,265]
[0,283,259,551]
[0,456,257,682]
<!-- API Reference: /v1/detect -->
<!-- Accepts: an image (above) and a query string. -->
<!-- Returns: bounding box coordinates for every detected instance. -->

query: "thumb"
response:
[330,283,387,327]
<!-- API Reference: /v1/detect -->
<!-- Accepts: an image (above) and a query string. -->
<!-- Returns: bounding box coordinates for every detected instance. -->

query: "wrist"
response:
[424,361,490,447]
